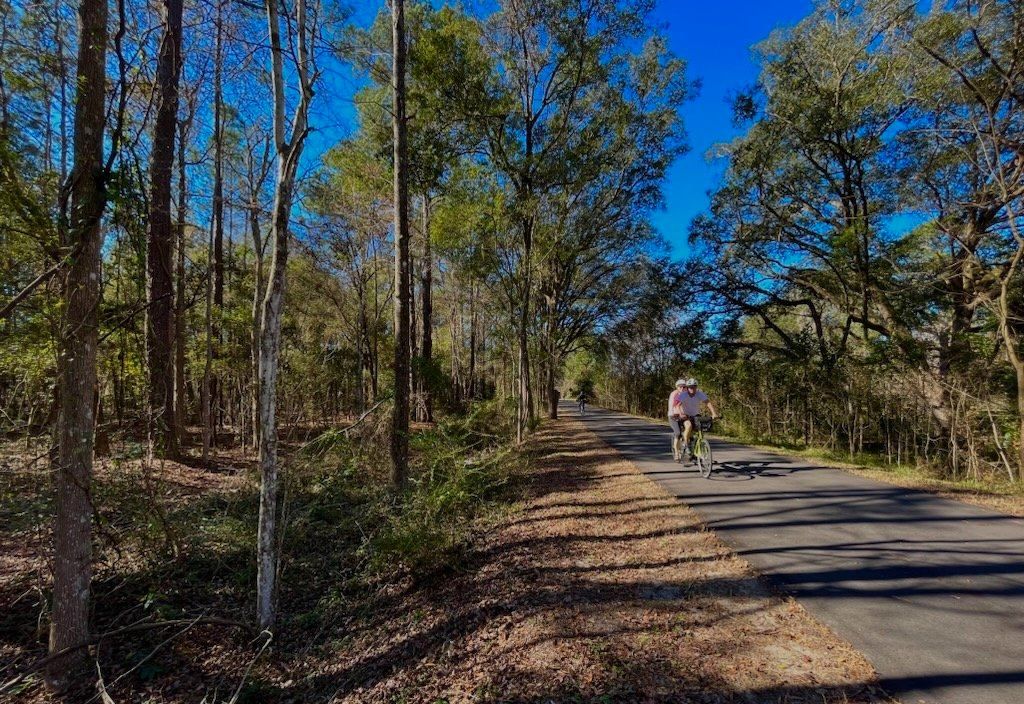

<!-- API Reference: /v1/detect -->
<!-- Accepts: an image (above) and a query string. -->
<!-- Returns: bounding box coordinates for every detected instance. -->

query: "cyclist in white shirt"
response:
[672,378,719,461]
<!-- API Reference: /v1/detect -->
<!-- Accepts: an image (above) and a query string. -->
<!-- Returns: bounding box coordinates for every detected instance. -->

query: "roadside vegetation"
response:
[1,399,522,700]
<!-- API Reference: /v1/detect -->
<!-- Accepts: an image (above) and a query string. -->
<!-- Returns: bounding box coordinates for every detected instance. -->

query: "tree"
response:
[472,0,676,440]
[47,0,108,687]
[904,0,1024,473]
[390,0,411,488]
[256,0,317,629]
[146,0,185,458]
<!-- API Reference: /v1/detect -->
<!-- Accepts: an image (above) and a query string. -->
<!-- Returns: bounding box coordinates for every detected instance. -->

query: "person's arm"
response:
[706,400,719,419]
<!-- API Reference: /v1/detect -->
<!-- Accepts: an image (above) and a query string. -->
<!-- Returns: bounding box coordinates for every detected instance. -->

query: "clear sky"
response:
[650,0,813,257]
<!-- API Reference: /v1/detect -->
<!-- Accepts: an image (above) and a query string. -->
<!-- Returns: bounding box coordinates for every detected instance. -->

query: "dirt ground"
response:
[315,417,891,703]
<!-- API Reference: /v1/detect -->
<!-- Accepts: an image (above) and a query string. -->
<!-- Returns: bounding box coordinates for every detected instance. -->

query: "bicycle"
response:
[577,399,586,416]
[682,415,715,478]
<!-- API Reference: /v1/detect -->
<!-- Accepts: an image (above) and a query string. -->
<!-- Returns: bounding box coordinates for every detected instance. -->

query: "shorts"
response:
[669,415,697,438]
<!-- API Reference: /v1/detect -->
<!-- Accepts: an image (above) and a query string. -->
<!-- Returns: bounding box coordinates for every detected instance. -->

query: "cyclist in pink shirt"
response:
[667,379,687,461]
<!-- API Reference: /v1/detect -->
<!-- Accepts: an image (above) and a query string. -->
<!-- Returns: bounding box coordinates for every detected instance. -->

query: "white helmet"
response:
[685,378,698,387]
[675,378,686,387]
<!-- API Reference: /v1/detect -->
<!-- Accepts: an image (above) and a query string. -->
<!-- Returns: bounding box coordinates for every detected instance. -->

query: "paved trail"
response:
[570,402,1024,704]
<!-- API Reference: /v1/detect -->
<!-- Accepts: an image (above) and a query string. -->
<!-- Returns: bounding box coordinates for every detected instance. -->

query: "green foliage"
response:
[369,399,519,575]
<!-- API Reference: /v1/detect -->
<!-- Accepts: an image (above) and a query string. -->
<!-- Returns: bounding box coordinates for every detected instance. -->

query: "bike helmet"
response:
[685,378,698,387]
[675,378,686,387]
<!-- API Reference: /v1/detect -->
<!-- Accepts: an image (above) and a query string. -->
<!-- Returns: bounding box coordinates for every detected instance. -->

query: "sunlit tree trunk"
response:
[174,101,193,434]
[209,0,226,449]
[256,0,313,629]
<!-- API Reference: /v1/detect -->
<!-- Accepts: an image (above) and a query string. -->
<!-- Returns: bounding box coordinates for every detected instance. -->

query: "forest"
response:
[0,0,688,697]
[582,0,1024,485]
[1,0,1022,700]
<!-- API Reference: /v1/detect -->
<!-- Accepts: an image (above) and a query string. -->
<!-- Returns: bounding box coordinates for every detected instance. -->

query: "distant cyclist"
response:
[676,378,719,461]
[577,390,588,415]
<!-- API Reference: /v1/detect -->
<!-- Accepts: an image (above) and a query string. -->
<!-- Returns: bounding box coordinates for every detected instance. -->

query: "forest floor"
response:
[0,416,893,703]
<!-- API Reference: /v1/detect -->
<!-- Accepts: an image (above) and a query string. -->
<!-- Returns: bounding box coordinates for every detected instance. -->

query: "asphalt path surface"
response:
[568,401,1024,704]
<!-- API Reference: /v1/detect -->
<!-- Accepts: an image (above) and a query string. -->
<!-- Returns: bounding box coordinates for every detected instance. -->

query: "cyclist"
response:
[576,390,588,415]
[668,379,688,461]
[677,378,719,461]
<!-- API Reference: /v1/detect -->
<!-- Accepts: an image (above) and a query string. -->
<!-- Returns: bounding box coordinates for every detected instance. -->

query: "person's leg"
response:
[670,417,681,459]
[682,417,694,455]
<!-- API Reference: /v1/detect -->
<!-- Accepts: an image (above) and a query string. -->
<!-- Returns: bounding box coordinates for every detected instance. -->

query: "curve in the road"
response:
[569,402,1024,704]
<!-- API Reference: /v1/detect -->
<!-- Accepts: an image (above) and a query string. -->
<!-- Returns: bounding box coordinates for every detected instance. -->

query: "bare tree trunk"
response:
[210,0,225,448]
[419,193,433,421]
[516,219,533,443]
[390,0,411,489]
[146,0,184,458]
[246,136,270,451]
[468,279,476,400]
[174,101,193,435]
[256,0,312,630]
[47,0,107,688]
[997,247,1024,478]
[250,206,264,452]
[410,239,417,411]
[545,294,558,420]
[201,206,214,462]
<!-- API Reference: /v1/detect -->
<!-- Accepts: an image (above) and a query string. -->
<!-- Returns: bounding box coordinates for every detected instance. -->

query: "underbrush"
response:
[285,396,522,594]
[0,398,527,699]
[369,399,520,575]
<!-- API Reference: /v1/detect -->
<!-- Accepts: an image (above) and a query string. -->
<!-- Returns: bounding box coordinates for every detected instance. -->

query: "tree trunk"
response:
[516,218,533,443]
[210,0,225,447]
[146,0,184,458]
[468,279,476,400]
[545,294,558,419]
[174,106,190,434]
[419,194,433,421]
[256,0,311,630]
[390,0,411,489]
[410,239,418,410]
[47,0,107,688]
[256,171,292,629]
[997,254,1024,479]
[201,203,214,462]
[250,200,264,452]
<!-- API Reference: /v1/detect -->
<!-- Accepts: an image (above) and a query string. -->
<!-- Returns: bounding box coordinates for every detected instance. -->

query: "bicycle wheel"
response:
[697,438,713,478]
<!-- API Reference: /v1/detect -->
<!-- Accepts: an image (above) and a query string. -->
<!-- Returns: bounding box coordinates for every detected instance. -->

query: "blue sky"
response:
[650,0,813,257]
